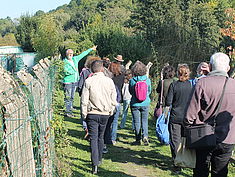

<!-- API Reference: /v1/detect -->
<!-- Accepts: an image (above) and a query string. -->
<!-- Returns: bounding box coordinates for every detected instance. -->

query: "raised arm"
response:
[73,45,97,64]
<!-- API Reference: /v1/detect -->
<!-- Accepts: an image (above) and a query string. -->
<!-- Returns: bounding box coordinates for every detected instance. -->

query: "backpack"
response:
[156,108,170,145]
[134,78,148,102]
[78,68,93,96]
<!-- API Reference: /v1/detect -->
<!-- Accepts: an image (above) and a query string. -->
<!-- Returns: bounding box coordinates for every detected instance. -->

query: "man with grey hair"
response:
[63,46,97,117]
[185,52,235,177]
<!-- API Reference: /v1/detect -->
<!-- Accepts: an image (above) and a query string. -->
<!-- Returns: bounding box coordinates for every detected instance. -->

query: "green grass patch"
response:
[55,91,235,177]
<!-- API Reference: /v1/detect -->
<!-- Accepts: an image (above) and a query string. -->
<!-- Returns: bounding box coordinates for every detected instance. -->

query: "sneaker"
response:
[119,125,125,129]
[65,113,75,118]
[143,137,149,146]
[103,147,108,154]
[131,141,141,146]
[173,166,182,173]
[98,160,102,166]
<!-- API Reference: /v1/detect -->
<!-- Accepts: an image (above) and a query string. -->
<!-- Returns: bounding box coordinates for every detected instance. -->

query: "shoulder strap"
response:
[213,77,228,126]
[133,77,146,83]
[160,80,164,105]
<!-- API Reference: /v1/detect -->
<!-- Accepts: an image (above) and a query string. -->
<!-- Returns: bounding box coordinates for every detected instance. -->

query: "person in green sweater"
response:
[63,46,97,117]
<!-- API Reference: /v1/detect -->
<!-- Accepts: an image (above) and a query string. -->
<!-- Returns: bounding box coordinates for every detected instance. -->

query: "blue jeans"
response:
[64,82,77,113]
[120,100,131,128]
[111,103,121,141]
[131,106,149,141]
[80,98,87,129]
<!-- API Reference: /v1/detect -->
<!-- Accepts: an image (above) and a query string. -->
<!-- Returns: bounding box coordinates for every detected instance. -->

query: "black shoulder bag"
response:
[185,77,228,149]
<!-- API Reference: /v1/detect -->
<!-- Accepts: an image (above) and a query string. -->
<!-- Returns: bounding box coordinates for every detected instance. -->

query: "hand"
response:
[146,62,153,69]
[125,60,132,69]
[164,106,170,118]
[91,45,97,51]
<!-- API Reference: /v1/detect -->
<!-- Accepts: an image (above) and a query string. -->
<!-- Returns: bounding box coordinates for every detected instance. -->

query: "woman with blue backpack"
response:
[165,63,193,172]
[129,61,151,146]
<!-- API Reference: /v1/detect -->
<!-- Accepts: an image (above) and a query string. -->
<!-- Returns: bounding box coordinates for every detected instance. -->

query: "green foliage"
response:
[51,58,71,176]
[34,10,45,17]
[132,0,226,71]
[56,93,235,176]
[32,14,63,59]
[0,0,231,72]
[0,17,16,37]
[15,15,38,52]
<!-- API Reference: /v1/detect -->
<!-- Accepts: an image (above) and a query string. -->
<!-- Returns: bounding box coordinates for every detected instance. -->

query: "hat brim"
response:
[114,58,124,62]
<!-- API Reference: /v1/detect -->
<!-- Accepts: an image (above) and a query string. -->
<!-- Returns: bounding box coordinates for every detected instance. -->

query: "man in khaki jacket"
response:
[81,60,117,174]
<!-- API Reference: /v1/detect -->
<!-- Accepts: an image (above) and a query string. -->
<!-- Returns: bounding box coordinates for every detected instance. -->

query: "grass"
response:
[55,91,235,177]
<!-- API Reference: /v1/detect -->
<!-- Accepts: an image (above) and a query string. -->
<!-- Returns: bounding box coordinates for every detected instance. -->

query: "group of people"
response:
[63,46,235,177]
[63,46,152,174]
[157,53,235,177]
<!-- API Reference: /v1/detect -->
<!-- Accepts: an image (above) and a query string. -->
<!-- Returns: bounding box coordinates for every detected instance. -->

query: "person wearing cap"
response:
[63,46,97,117]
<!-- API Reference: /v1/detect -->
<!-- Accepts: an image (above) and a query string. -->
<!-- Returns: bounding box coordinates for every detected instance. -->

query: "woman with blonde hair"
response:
[165,63,193,172]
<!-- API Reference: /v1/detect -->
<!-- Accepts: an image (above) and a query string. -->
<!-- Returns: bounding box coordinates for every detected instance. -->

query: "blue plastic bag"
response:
[156,108,170,145]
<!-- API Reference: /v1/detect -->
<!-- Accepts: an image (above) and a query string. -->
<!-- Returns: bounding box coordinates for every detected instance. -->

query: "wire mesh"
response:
[0,57,56,177]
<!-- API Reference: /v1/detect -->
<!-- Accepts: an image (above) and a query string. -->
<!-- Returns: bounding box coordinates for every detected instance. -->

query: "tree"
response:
[221,8,235,61]
[0,17,16,37]
[131,0,224,71]
[15,15,38,52]
[32,14,63,59]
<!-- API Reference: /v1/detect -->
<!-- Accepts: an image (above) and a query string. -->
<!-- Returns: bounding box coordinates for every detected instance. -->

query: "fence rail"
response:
[0,57,56,177]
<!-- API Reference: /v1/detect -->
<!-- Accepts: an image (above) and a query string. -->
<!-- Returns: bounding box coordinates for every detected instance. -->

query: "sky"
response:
[0,0,71,19]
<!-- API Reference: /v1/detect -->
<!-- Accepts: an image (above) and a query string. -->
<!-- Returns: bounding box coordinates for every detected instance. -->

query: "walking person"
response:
[156,65,176,116]
[63,46,97,117]
[185,52,235,177]
[129,61,151,145]
[120,69,133,129]
[109,62,125,145]
[165,63,193,172]
[77,56,101,139]
[81,60,117,174]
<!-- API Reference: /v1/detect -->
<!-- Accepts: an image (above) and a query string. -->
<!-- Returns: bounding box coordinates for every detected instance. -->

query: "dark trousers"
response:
[169,122,184,160]
[104,115,114,144]
[193,143,234,177]
[86,114,109,166]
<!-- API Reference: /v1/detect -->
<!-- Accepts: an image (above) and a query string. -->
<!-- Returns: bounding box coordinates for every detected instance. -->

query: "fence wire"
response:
[0,57,56,177]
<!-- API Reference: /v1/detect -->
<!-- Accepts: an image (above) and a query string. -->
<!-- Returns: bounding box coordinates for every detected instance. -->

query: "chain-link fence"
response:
[0,57,56,177]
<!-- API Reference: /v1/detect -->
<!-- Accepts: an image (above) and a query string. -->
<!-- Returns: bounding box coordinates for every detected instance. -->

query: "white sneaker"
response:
[143,137,149,146]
